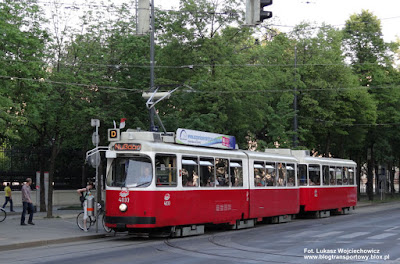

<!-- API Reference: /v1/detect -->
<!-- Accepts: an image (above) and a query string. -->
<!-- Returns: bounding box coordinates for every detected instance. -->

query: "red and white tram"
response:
[104,128,356,236]
[292,150,357,216]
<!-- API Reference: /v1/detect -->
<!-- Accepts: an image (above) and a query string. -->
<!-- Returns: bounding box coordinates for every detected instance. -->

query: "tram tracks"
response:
[162,233,305,263]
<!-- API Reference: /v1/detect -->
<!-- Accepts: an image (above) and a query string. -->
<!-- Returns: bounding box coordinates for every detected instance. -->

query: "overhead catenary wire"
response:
[1,74,400,94]
[1,74,399,128]
[0,57,394,70]
[0,75,143,93]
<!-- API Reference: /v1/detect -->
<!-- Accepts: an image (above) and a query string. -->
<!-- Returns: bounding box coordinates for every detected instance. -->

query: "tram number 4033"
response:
[118,197,130,203]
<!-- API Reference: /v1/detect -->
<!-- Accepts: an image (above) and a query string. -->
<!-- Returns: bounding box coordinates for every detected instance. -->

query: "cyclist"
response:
[77,181,94,232]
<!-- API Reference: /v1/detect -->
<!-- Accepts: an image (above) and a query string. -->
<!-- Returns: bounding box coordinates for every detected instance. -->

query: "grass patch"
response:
[359,193,400,203]
[58,205,82,210]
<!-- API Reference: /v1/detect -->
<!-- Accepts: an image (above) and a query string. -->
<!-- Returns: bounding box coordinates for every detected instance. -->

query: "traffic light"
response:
[137,0,150,35]
[256,0,273,24]
[245,0,273,26]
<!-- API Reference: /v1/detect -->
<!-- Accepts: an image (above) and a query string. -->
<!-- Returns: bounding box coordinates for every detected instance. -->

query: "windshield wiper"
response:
[126,181,151,188]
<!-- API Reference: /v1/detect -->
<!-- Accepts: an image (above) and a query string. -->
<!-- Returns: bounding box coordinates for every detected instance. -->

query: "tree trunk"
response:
[374,164,379,195]
[324,133,331,157]
[46,142,59,218]
[39,148,46,212]
[366,147,374,201]
[397,157,400,193]
[389,162,395,196]
[82,164,86,187]
[356,155,362,201]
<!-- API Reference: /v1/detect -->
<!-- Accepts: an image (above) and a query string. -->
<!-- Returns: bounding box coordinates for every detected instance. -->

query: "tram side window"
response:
[200,158,215,187]
[336,167,343,185]
[322,166,330,185]
[254,162,264,187]
[343,167,349,185]
[349,168,355,185]
[265,162,276,186]
[287,164,295,186]
[298,164,307,186]
[277,163,287,187]
[329,167,335,185]
[182,156,199,187]
[308,165,321,186]
[155,154,177,187]
[230,160,243,187]
[215,158,229,187]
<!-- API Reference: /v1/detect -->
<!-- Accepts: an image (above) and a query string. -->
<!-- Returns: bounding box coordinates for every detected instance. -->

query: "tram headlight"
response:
[119,203,128,212]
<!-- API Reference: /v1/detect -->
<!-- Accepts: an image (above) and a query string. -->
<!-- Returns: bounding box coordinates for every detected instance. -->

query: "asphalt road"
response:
[7,203,400,264]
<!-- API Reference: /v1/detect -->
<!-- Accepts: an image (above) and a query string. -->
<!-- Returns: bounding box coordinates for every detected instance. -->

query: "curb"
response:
[0,234,107,252]
[5,212,80,219]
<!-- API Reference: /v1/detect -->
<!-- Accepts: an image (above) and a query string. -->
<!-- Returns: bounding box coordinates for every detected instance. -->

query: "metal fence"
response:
[0,147,92,190]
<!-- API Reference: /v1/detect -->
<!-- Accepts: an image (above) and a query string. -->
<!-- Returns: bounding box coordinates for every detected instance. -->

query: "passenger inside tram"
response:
[277,163,286,186]
[206,178,213,187]
[141,166,152,183]
[182,169,190,186]
[216,166,227,186]
[287,177,295,186]
[254,166,265,187]
[265,173,274,186]
[200,162,214,187]
[192,171,199,186]
[255,175,263,186]
[230,166,243,187]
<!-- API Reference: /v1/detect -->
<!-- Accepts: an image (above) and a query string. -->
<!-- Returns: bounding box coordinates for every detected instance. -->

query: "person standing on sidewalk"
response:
[21,178,35,226]
[2,183,15,212]
[77,181,94,232]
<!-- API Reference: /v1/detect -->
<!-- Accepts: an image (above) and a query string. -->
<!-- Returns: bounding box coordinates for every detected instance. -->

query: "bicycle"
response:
[76,203,112,232]
[0,208,6,222]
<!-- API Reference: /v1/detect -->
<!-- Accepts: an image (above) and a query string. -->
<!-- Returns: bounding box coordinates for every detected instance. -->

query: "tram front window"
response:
[107,157,153,188]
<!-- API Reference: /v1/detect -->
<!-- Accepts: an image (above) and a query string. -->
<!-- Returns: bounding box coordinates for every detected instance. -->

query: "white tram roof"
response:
[109,130,354,166]
[291,150,356,167]
[264,149,356,167]
[109,130,298,162]
[111,135,246,160]
[243,150,298,163]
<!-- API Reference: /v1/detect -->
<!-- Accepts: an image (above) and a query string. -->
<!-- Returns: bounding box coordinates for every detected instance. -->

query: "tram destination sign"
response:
[113,143,142,151]
[176,128,236,150]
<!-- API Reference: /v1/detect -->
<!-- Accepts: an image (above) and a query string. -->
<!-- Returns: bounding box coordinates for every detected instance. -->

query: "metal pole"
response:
[95,124,99,233]
[293,45,298,148]
[135,0,137,30]
[149,0,156,131]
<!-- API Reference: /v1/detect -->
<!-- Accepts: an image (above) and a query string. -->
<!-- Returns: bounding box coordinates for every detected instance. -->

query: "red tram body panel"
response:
[299,186,357,212]
[249,189,300,218]
[106,189,249,228]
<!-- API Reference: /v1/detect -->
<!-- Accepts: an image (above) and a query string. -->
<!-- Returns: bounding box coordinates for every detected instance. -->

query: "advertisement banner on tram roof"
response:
[176,128,236,149]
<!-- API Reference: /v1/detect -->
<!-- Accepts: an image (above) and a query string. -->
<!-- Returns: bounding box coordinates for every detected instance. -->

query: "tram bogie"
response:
[171,225,205,237]
[104,128,358,237]
[318,210,331,218]
[229,219,256,230]
[270,214,292,224]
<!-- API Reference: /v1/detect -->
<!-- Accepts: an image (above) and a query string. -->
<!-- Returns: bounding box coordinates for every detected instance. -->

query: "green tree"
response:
[289,24,376,158]
[0,0,48,141]
[343,10,400,199]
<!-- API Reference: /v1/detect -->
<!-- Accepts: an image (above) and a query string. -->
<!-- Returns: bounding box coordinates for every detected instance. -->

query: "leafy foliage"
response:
[2,0,400,200]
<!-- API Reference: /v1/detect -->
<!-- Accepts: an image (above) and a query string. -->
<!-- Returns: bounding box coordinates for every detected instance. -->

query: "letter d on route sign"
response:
[108,128,120,141]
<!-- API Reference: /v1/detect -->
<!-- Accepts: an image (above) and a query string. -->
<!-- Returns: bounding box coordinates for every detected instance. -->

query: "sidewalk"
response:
[0,205,110,252]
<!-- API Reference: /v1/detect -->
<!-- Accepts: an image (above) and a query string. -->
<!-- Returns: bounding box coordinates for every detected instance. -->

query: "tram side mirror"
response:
[106,151,117,159]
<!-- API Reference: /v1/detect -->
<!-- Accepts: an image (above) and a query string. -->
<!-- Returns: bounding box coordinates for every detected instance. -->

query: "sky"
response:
[154,0,400,42]
[42,0,400,42]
